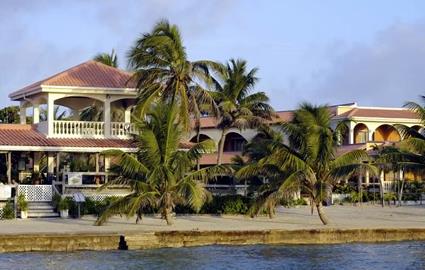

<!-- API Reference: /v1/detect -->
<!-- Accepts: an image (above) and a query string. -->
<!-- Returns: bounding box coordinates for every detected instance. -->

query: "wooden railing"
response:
[111,122,136,137]
[53,121,105,137]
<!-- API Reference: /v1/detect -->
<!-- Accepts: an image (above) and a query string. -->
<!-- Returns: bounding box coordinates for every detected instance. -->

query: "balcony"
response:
[45,121,136,138]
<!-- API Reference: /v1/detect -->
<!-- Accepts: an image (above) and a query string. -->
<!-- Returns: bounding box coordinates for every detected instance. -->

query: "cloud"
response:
[311,21,425,107]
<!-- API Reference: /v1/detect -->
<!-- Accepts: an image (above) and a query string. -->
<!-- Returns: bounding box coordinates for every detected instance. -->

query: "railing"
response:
[383,181,395,193]
[17,185,52,202]
[53,121,104,137]
[111,122,136,137]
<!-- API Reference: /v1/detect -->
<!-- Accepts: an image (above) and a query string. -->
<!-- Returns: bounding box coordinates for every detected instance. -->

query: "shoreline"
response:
[0,205,424,253]
[0,228,425,252]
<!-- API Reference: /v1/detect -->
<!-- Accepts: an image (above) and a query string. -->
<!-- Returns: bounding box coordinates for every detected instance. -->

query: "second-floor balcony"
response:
[38,120,136,139]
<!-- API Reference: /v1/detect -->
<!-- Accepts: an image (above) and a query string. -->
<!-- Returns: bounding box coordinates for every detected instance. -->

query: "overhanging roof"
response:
[9,60,137,100]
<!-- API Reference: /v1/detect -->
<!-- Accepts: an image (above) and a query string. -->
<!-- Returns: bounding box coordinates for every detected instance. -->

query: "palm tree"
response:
[40,106,68,121]
[210,59,275,164]
[95,103,227,225]
[395,96,425,155]
[380,97,425,205]
[93,49,118,68]
[127,19,218,131]
[237,103,375,225]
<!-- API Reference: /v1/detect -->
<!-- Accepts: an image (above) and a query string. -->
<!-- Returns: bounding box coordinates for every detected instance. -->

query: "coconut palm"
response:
[379,97,425,205]
[95,103,227,225]
[93,49,118,68]
[237,103,375,225]
[394,96,425,155]
[209,59,275,164]
[40,106,68,121]
[127,20,219,131]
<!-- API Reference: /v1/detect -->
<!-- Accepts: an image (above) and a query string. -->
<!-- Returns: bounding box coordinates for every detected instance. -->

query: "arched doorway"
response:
[373,125,401,142]
[354,123,369,143]
[223,132,247,152]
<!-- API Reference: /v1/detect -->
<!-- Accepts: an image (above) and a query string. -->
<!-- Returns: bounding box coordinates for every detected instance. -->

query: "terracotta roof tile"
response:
[10,61,136,97]
[338,108,418,119]
[199,152,241,165]
[196,111,294,128]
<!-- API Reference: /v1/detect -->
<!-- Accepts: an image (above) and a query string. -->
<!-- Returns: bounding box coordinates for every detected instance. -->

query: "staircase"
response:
[26,202,59,218]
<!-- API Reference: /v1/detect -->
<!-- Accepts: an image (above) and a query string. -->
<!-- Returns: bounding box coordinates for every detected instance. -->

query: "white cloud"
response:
[311,22,425,107]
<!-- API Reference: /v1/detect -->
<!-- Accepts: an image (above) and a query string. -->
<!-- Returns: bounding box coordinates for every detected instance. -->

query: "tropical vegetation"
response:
[237,104,376,224]
[208,59,275,164]
[96,103,227,225]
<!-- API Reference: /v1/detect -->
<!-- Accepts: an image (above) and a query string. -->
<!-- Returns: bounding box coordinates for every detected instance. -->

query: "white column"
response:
[380,169,385,192]
[33,104,40,124]
[7,152,11,184]
[368,130,374,142]
[365,170,370,185]
[47,152,55,174]
[104,156,110,183]
[124,107,132,123]
[95,153,100,173]
[349,126,355,144]
[33,152,41,172]
[47,95,55,136]
[20,102,27,124]
[399,169,403,181]
[104,98,111,137]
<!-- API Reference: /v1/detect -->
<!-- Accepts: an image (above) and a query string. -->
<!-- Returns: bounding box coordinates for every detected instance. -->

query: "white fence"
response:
[53,121,105,137]
[111,122,136,137]
[17,185,52,202]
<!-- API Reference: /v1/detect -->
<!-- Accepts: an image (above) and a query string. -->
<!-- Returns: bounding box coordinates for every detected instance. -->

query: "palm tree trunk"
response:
[163,207,173,225]
[195,124,201,171]
[310,197,314,215]
[316,202,329,225]
[378,170,385,207]
[217,129,226,165]
[398,171,405,207]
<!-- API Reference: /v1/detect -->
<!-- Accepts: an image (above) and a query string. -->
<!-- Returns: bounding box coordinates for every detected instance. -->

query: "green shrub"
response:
[200,195,251,215]
[293,198,307,206]
[68,196,120,218]
[2,200,15,219]
[52,193,61,210]
[17,194,28,211]
[58,197,70,211]
[384,192,397,203]
[349,191,361,203]
[333,183,356,194]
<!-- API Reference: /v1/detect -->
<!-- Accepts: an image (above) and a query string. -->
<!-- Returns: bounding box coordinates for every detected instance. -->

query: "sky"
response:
[1,0,425,110]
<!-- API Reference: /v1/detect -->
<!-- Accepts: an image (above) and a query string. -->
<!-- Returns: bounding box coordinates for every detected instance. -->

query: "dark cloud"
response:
[311,22,425,107]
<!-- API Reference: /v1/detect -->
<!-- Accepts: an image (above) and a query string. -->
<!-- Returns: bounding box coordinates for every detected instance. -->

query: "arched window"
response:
[354,123,369,143]
[373,125,401,142]
[223,132,247,152]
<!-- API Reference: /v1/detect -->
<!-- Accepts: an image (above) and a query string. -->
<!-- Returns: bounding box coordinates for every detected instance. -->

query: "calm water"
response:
[0,242,424,270]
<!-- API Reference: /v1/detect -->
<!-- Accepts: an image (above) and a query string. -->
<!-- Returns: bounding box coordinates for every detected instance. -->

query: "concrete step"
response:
[26,202,58,218]
[27,212,59,218]
[28,209,56,213]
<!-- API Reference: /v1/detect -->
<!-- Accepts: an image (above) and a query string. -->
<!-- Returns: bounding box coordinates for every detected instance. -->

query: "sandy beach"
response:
[0,205,423,235]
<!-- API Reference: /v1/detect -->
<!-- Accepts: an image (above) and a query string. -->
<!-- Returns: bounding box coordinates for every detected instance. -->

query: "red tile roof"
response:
[337,108,418,119]
[196,111,294,128]
[10,61,136,98]
[199,152,241,165]
[0,124,136,149]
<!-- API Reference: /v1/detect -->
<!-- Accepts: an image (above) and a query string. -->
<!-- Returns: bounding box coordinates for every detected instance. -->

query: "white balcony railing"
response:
[53,120,105,137]
[111,122,136,137]
[50,121,135,138]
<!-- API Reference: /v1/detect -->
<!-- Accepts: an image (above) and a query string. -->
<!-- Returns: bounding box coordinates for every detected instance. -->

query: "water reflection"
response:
[0,241,424,270]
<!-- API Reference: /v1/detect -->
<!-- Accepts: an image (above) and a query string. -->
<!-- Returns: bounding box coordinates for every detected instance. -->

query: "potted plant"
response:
[17,194,28,219]
[58,197,69,218]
